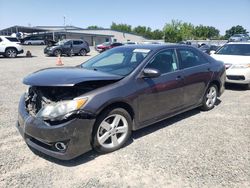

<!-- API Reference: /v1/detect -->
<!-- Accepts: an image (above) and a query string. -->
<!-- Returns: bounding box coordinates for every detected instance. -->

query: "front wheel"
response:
[201,84,218,111]
[92,108,132,153]
[53,49,62,57]
[5,48,17,58]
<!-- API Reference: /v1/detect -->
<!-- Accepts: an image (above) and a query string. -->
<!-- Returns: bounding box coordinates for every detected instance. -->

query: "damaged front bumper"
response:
[16,94,95,160]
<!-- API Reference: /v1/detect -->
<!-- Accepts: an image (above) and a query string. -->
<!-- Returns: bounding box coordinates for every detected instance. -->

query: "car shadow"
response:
[225,83,248,91]
[132,108,200,140]
[32,103,223,166]
[44,55,91,58]
[29,146,99,166]
[0,55,37,58]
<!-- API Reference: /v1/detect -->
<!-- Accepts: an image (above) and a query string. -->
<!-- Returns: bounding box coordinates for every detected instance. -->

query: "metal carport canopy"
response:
[0,25,48,35]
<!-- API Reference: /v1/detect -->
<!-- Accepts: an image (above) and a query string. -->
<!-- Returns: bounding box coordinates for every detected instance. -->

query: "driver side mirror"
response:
[142,68,161,78]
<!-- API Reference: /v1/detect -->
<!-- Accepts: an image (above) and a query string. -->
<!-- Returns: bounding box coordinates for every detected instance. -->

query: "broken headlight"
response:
[36,98,88,121]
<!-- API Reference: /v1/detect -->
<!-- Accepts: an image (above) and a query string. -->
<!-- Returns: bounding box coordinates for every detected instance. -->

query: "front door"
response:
[137,49,184,125]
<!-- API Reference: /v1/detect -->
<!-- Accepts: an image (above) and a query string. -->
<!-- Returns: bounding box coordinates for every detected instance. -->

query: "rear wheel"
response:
[79,49,87,56]
[53,49,62,57]
[92,108,132,153]
[5,48,17,58]
[201,84,218,111]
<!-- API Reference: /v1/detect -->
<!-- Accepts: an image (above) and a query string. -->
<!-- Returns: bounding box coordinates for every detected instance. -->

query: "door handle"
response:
[176,75,182,80]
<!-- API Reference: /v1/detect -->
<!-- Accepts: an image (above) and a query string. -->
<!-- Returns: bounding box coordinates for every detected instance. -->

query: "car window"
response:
[131,52,147,63]
[178,49,208,69]
[6,37,19,42]
[81,47,151,76]
[73,40,83,45]
[145,49,178,74]
[94,53,125,66]
[215,44,250,56]
[64,41,72,45]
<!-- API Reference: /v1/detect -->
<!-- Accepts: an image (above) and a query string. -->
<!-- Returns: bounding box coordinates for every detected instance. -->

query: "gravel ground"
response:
[0,46,249,188]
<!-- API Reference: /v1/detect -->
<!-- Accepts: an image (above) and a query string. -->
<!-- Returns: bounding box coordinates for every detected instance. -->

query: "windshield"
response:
[81,47,151,76]
[215,44,250,56]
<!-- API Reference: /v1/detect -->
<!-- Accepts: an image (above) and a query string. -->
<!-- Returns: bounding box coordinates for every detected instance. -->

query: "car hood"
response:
[211,54,250,64]
[23,67,123,86]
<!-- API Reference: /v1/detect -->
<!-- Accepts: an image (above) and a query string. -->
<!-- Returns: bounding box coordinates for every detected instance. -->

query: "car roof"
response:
[116,44,191,51]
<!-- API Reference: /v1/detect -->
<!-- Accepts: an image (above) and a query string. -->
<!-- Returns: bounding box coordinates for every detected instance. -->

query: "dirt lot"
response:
[0,46,249,188]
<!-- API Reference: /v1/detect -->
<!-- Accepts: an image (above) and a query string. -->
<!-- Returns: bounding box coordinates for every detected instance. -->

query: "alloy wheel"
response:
[79,49,86,56]
[97,114,129,149]
[206,86,217,108]
[6,49,17,58]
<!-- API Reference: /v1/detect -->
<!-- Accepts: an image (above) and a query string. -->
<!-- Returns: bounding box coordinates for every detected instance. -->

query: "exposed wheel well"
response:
[210,80,220,91]
[5,47,17,52]
[97,102,134,120]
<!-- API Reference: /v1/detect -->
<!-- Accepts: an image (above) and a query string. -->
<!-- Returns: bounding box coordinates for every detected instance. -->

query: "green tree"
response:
[151,29,164,40]
[179,22,194,40]
[87,25,103,29]
[206,26,220,39]
[224,25,248,39]
[110,22,132,33]
[163,20,194,42]
[163,20,182,42]
[133,26,147,36]
[194,25,219,39]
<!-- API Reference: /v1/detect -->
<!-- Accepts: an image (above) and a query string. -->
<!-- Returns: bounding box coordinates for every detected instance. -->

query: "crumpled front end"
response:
[16,86,96,160]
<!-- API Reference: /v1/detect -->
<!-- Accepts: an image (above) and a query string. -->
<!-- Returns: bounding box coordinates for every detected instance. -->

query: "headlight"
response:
[231,64,250,69]
[36,98,88,120]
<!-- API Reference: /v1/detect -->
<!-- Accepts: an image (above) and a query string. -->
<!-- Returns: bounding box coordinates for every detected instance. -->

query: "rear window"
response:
[215,44,250,56]
[6,37,19,42]
[73,40,83,45]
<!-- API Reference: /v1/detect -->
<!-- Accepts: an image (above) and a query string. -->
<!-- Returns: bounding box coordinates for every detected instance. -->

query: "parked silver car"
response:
[228,34,249,42]
[23,36,45,45]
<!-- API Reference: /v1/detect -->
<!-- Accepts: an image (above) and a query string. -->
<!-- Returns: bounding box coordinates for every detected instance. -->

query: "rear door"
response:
[176,47,212,108]
[73,40,82,53]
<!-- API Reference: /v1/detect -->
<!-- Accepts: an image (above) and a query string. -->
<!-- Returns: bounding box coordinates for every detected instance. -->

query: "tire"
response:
[92,108,132,153]
[5,48,17,58]
[53,49,62,57]
[79,49,87,56]
[244,83,250,90]
[200,84,218,111]
[28,42,31,45]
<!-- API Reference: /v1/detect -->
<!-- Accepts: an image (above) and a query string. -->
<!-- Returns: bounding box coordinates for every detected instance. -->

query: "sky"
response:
[0,0,249,35]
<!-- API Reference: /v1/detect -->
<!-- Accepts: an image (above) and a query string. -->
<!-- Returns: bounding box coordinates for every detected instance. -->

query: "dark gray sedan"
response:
[17,45,226,160]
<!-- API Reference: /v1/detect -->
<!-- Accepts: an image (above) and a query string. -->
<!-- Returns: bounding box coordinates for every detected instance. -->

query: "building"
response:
[0,25,146,46]
[77,29,146,43]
